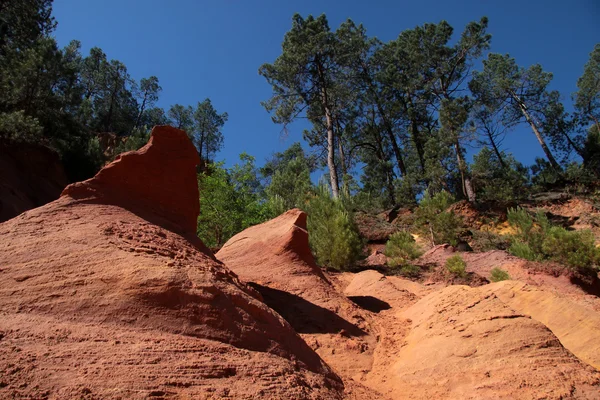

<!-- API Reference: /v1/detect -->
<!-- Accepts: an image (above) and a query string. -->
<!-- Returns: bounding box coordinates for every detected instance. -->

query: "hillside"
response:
[1,128,599,399]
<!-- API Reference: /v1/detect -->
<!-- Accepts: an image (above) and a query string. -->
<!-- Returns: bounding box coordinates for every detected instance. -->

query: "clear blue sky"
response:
[52,0,599,174]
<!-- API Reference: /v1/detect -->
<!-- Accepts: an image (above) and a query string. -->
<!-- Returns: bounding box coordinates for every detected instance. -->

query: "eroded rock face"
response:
[370,285,600,399]
[483,280,600,370]
[62,125,200,235]
[216,209,377,380]
[0,127,342,399]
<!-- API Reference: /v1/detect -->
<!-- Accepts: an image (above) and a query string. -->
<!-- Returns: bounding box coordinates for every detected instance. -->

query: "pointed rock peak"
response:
[281,208,307,230]
[62,126,200,234]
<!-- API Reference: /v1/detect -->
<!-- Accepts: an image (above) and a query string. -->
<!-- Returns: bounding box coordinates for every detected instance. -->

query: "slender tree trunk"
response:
[373,127,397,205]
[337,130,348,185]
[325,106,340,198]
[455,141,476,202]
[361,62,408,177]
[404,96,426,172]
[134,95,147,129]
[106,79,119,132]
[510,90,561,170]
[561,128,585,159]
[486,130,507,169]
[374,102,407,177]
[317,63,339,198]
[594,117,600,136]
[198,133,204,160]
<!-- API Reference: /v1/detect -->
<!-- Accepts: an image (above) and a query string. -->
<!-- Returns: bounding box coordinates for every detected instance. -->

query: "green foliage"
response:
[192,98,228,161]
[229,153,273,228]
[113,127,150,157]
[306,183,363,270]
[509,241,538,261]
[507,207,600,274]
[263,143,314,213]
[0,111,43,142]
[471,229,510,252]
[445,255,467,278]
[0,1,232,182]
[197,156,271,248]
[583,125,600,176]
[574,44,600,136]
[541,227,600,274]
[385,231,423,268]
[415,191,462,246]
[471,147,530,202]
[470,53,563,169]
[490,267,510,282]
[395,264,422,278]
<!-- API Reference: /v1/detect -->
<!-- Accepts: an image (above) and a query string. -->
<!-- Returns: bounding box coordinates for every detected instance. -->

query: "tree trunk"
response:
[361,62,408,177]
[593,116,600,137]
[374,127,397,206]
[455,141,476,202]
[317,62,339,198]
[106,78,119,132]
[325,106,340,198]
[486,130,507,169]
[134,95,147,130]
[404,96,426,172]
[374,102,407,177]
[337,130,348,187]
[510,90,561,170]
[561,128,585,159]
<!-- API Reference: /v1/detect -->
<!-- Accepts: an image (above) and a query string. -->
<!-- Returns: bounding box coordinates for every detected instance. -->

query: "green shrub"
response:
[415,191,462,246]
[385,231,423,267]
[396,264,421,278]
[507,207,600,274]
[507,207,535,236]
[471,229,510,251]
[541,227,600,274]
[490,267,510,282]
[445,255,467,278]
[509,241,538,261]
[0,111,43,143]
[306,183,363,270]
[507,207,547,258]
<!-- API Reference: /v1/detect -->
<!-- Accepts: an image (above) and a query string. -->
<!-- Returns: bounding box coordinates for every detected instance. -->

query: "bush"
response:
[385,231,423,268]
[507,207,548,257]
[541,227,600,275]
[306,183,363,270]
[415,191,462,246]
[507,207,600,274]
[509,241,538,261]
[445,255,467,278]
[471,229,510,251]
[490,267,510,282]
[0,111,43,143]
[395,264,422,278]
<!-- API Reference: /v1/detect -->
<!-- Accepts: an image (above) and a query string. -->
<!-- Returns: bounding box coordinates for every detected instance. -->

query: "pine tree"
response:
[260,14,342,197]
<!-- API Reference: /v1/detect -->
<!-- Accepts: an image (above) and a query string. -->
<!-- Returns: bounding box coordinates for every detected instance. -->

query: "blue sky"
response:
[52,0,599,174]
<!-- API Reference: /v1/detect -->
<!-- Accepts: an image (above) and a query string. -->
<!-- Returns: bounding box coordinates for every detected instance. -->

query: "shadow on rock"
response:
[347,296,391,313]
[248,283,366,337]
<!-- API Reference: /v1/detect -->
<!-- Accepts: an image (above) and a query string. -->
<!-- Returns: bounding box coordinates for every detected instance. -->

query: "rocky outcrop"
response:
[0,141,68,222]
[216,209,377,380]
[483,280,600,370]
[368,285,600,399]
[416,245,600,310]
[62,125,200,235]
[0,127,342,399]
